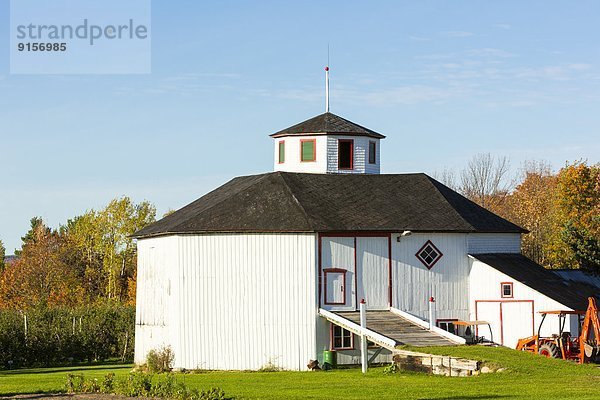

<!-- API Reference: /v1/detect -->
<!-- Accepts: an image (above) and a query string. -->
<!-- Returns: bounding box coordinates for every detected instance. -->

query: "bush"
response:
[100,372,115,393]
[66,372,230,399]
[65,373,85,393]
[147,345,175,373]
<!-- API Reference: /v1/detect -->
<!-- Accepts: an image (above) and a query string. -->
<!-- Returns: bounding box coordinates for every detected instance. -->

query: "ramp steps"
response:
[335,310,457,347]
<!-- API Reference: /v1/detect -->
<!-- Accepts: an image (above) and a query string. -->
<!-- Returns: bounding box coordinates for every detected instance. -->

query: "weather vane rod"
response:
[325,44,330,113]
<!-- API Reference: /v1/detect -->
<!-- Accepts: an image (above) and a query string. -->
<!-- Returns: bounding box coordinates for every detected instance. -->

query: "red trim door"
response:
[324,268,347,305]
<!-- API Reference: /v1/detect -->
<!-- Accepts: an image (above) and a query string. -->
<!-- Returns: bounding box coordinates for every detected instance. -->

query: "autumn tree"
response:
[62,197,156,303]
[505,161,557,266]
[14,217,49,256]
[98,197,156,301]
[549,161,600,272]
[0,221,83,309]
[0,239,5,271]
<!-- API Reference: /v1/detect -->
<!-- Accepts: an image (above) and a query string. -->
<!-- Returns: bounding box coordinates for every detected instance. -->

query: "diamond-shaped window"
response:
[416,240,443,269]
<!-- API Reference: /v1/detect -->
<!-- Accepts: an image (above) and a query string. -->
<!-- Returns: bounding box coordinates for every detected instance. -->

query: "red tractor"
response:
[516,297,600,364]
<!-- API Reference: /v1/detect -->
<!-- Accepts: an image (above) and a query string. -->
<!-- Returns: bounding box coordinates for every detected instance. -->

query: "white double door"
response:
[322,236,389,311]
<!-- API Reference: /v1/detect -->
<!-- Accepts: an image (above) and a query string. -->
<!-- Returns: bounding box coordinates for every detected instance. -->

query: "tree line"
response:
[438,157,599,273]
[0,197,156,310]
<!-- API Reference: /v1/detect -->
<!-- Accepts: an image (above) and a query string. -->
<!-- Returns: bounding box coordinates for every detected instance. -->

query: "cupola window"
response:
[368,141,376,164]
[300,139,316,162]
[278,141,285,163]
[338,139,353,170]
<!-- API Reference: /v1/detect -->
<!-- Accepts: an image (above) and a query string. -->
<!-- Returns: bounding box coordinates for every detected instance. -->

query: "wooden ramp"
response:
[319,309,462,349]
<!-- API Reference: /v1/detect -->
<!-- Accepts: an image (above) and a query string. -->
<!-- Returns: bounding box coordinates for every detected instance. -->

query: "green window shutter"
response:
[301,140,315,161]
[278,141,285,163]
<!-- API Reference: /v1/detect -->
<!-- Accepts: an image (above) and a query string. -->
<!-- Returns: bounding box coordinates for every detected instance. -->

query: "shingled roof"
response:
[133,172,525,239]
[270,112,386,139]
[471,254,597,310]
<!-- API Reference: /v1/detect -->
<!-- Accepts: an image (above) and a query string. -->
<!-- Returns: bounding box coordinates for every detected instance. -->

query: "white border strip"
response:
[389,307,466,344]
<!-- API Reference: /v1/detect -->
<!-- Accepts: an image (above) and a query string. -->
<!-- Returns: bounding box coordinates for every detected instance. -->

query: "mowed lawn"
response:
[1,347,599,399]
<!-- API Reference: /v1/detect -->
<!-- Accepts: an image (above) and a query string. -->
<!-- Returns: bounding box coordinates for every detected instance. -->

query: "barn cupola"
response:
[270,67,385,174]
[270,112,385,174]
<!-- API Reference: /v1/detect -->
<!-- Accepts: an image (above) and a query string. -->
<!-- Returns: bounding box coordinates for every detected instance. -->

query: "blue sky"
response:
[1,0,599,253]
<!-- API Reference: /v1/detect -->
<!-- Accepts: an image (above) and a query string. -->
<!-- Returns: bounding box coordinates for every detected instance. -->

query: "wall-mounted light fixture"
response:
[396,230,413,242]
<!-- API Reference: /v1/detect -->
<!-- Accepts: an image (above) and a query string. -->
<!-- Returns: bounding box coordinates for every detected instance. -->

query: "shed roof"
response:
[552,269,600,290]
[133,172,525,238]
[471,253,598,310]
[270,112,386,139]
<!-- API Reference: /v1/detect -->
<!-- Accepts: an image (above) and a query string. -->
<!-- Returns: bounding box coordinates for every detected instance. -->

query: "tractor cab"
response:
[516,297,600,364]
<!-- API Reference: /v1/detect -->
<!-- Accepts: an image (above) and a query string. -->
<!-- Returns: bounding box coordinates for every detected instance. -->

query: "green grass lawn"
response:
[1,347,599,399]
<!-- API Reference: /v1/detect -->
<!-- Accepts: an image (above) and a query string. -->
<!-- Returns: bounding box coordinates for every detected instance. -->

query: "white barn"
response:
[133,112,596,370]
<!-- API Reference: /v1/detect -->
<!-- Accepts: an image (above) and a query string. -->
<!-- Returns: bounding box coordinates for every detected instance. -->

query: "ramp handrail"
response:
[318,308,397,350]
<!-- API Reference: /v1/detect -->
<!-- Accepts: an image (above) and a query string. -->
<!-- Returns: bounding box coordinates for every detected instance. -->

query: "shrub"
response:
[258,358,282,372]
[64,373,85,393]
[66,372,230,399]
[147,345,175,373]
[100,372,115,393]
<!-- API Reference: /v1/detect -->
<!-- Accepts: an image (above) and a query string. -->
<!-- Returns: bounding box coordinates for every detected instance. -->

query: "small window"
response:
[368,141,376,164]
[300,139,316,162]
[338,139,353,170]
[332,325,353,349]
[501,282,513,298]
[278,141,285,163]
[437,319,457,335]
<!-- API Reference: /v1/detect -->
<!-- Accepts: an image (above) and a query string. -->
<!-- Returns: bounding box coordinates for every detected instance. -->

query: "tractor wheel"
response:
[538,343,561,359]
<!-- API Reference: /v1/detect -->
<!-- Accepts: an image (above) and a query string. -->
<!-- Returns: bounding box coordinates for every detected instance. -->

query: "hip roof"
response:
[133,172,525,238]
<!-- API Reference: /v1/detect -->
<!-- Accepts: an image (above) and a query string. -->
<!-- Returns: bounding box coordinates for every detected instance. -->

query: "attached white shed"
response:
[469,253,595,348]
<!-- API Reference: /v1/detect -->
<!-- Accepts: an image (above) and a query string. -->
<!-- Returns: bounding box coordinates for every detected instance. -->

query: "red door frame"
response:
[318,232,392,310]
[474,299,535,345]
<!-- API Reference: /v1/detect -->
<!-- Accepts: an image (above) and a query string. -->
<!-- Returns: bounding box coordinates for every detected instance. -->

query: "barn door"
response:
[321,237,355,311]
[356,237,389,310]
[476,301,534,347]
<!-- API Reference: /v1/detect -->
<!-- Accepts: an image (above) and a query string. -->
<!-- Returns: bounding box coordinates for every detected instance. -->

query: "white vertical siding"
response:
[467,233,521,254]
[326,135,380,174]
[321,237,355,311]
[469,258,576,348]
[273,136,328,174]
[356,237,389,310]
[135,236,178,365]
[392,233,470,322]
[171,233,317,371]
